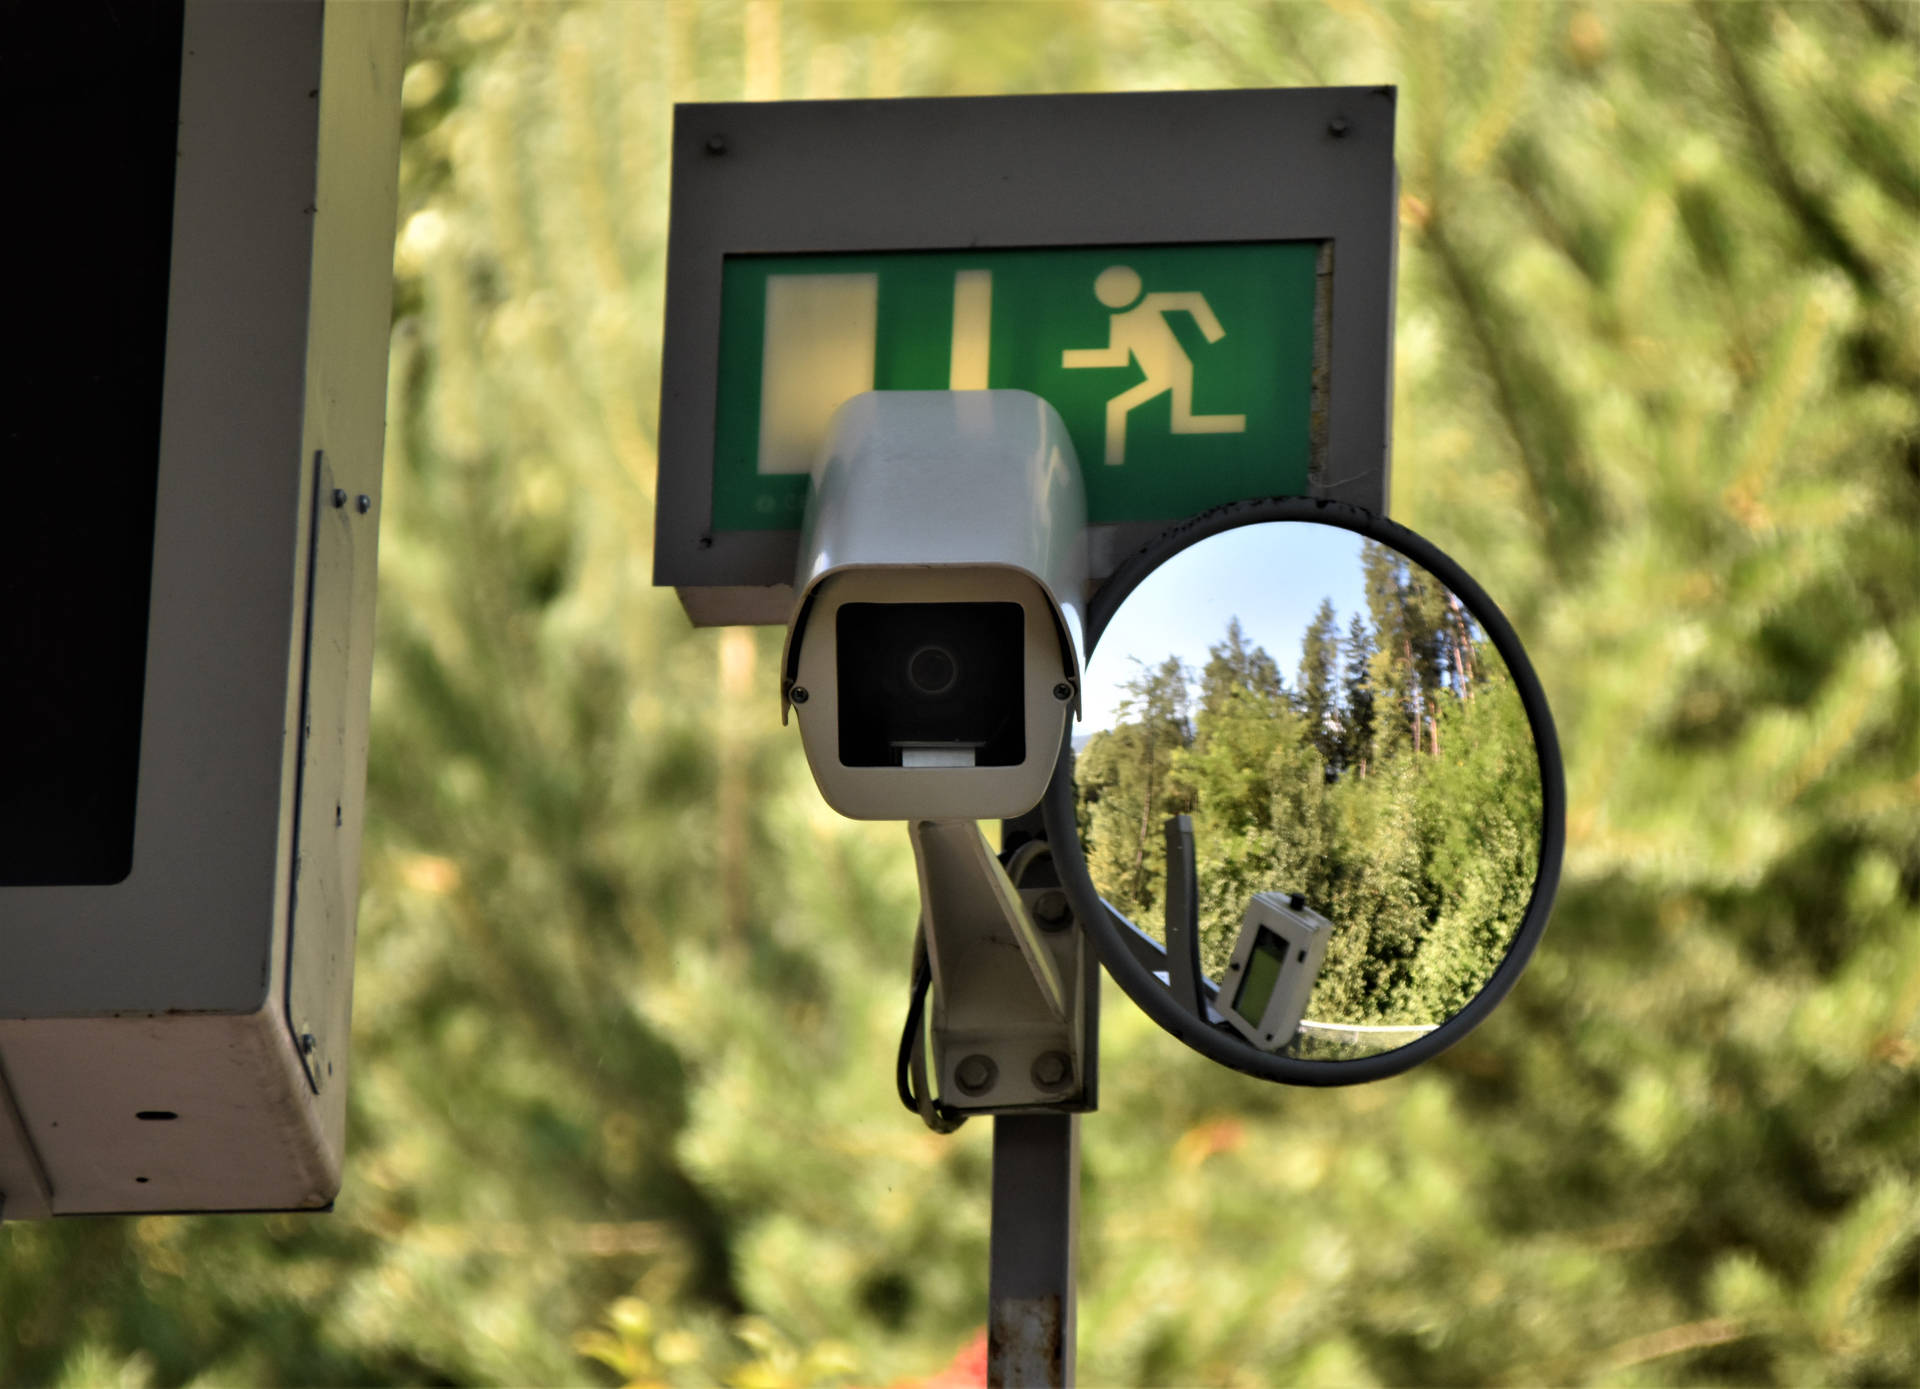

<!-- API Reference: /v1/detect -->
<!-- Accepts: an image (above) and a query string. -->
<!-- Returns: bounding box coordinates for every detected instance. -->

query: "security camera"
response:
[781,390,1088,821]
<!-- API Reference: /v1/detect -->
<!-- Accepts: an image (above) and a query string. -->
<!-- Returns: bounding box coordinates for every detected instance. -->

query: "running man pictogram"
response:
[1061,265,1247,466]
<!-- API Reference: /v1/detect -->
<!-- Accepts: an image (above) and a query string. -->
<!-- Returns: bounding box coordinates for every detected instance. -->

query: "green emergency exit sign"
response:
[711,243,1322,531]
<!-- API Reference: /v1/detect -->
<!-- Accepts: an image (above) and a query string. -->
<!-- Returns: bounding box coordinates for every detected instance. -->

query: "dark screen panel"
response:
[0,0,184,885]
[1232,926,1288,1026]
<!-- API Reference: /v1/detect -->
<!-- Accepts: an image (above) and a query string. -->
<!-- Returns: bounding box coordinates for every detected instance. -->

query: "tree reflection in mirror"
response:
[1074,521,1543,1060]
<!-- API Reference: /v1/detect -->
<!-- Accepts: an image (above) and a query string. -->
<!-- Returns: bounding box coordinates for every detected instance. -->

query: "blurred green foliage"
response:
[4,3,1916,1386]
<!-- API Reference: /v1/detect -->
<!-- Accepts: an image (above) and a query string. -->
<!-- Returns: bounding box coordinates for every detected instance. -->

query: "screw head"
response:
[955,1054,997,1096]
[330,488,347,508]
[356,494,372,514]
[1052,682,1073,702]
[1032,889,1072,930]
[705,133,728,155]
[789,686,810,705]
[1031,1051,1072,1090]
[1328,115,1351,137]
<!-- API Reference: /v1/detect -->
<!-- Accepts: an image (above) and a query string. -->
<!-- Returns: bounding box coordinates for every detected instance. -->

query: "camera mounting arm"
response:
[908,819,1092,1115]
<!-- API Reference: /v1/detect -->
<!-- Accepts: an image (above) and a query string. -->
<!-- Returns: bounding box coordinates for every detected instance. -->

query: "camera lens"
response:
[906,644,959,697]
[835,602,1026,768]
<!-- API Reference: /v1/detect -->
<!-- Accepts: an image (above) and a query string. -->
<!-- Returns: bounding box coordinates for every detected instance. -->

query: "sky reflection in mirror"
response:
[1084,522,1369,732]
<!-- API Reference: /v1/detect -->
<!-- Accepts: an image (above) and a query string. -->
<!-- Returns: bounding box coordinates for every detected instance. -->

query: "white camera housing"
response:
[781,390,1088,821]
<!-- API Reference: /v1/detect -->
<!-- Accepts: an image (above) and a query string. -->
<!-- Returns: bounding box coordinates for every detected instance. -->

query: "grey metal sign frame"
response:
[655,86,1398,627]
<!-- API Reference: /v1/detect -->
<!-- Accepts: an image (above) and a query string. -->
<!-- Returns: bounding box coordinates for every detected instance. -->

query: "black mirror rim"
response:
[1041,495,1566,1087]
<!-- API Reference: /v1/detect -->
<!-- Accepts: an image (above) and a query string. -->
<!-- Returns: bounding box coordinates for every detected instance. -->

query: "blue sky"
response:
[1080,521,1373,733]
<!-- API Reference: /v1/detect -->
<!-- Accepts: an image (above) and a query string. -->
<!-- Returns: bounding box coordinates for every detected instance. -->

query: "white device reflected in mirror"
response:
[1218,892,1333,1052]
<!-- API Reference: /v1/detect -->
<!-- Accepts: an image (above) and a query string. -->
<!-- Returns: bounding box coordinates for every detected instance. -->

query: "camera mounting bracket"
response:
[908,819,1092,1114]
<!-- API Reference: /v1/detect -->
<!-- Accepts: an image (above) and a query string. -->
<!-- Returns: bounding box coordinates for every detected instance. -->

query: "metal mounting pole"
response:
[979,807,1090,1388]
[989,1112,1079,1388]
[986,808,1089,1387]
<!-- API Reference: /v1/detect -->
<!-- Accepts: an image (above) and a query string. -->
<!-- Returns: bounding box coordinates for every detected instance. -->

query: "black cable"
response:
[895,925,966,1132]
[894,941,930,1115]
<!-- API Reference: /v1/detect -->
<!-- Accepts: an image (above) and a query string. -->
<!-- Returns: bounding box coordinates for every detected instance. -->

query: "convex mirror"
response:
[1042,498,1564,1085]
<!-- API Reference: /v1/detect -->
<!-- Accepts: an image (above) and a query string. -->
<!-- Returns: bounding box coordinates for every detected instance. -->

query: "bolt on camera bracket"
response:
[909,819,1093,1114]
